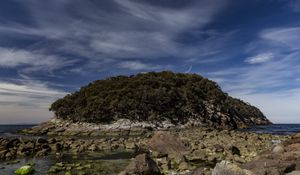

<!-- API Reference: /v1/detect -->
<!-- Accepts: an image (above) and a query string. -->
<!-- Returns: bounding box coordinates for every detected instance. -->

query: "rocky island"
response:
[1,71,300,175]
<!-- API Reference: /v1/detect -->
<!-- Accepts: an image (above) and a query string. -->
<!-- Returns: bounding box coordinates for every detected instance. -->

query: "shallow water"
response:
[0,151,133,175]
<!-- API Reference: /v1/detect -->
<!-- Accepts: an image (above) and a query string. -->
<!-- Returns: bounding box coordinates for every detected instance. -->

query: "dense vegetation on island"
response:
[50,71,270,128]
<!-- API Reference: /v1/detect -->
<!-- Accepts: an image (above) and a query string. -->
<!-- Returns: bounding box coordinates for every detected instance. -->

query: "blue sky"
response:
[0,0,300,124]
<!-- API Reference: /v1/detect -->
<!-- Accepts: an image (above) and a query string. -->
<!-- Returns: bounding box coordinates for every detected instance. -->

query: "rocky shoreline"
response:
[1,120,298,174]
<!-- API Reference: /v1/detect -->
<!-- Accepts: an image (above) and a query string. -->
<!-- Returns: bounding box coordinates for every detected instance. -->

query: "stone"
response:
[35,149,49,157]
[292,133,300,139]
[272,145,285,154]
[212,160,254,175]
[36,138,48,144]
[178,161,191,171]
[119,153,161,175]
[213,144,224,153]
[243,157,296,175]
[227,145,241,156]
[15,165,35,175]
[148,131,189,157]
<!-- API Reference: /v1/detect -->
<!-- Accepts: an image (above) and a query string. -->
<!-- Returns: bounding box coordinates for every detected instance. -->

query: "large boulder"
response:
[212,160,254,175]
[119,153,161,175]
[148,131,189,157]
[243,156,296,175]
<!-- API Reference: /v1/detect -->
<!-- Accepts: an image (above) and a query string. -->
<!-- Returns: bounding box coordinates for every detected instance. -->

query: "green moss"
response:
[14,165,35,175]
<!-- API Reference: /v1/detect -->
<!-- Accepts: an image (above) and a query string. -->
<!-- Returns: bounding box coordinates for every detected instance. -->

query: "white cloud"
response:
[118,61,162,71]
[0,47,76,73]
[231,89,300,124]
[0,0,228,64]
[0,81,65,97]
[0,80,66,123]
[245,53,274,64]
[260,27,300,49]
[206,26,300,123]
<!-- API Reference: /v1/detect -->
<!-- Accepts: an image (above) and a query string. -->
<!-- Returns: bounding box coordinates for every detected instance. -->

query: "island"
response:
[1,71,300,175]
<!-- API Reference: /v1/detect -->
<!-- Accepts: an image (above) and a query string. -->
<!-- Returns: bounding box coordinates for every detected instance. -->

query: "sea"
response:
[0,124,36,137]
[1,124,300,136]
[239,124,300,135]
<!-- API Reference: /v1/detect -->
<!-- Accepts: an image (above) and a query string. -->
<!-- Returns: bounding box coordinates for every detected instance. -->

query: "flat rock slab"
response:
[148,131,190,157]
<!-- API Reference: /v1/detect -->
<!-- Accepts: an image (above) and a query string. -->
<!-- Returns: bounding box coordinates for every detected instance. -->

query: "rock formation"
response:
[49,71,271,130]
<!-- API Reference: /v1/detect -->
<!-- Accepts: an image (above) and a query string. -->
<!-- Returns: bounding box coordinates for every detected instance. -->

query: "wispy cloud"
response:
[0,79,66,123]
[0,0,228,70]
[245,53,274,64]
[207,26,300,123]
[0,47,77,74]
[118,61,162,71]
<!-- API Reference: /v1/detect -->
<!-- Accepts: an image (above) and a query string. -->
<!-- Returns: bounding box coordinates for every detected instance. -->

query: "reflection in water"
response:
[0,151,133,175]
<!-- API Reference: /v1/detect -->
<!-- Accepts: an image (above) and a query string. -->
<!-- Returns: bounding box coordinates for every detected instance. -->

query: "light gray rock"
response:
[212,160,254,175]
[272,145,285,154]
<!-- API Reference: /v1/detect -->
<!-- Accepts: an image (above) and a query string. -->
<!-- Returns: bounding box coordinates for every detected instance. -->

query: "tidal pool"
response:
[0,151,133,175]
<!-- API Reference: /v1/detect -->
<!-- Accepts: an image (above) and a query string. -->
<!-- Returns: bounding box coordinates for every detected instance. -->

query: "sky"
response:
[0,0,300,124]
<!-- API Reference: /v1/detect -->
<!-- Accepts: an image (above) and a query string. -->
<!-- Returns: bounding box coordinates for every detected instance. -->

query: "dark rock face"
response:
[49,71,271,129]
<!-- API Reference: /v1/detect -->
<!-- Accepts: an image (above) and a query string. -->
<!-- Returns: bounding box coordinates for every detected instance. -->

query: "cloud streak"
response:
[245,53,274,64]
[207,26,300,123]
[0,79,66,123]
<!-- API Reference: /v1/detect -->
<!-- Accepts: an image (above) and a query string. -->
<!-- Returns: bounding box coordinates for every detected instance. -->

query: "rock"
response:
[178,161,191,171]
[36,138,48,144]
[292,133,300,139]
[65,172,72,175]
[243,157,296,175]
[213,144,224,153]
[15,165,35,175]
[148,131,189,157]
[212,160,254,175]
[286,143,300,151]
[188,168,206,175]
[6,138,20,149]
[119,153,161,175]
[227,144,241,156]
[272,145,285,154]
[286,171,300,175]
[35,149,49,157]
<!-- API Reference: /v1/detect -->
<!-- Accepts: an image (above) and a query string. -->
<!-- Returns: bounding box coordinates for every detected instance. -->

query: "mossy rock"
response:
[14,165,35,175]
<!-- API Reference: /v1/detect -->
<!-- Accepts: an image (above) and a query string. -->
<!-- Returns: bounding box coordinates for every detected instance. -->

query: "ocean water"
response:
[240,124,300,135]
[0,124,35,136]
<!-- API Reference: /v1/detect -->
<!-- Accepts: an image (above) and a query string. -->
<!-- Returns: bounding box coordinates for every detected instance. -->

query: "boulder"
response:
[227,144,241,156]
[119,153,161,175]
[15,165,35,175]
[212,160,254,175]
[243,157,296,175]
[272,145,285,154]
[292,133,300,139]
[148,131,189,157]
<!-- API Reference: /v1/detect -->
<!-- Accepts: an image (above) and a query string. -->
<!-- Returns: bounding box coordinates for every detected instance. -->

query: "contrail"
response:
[185,65,193,73]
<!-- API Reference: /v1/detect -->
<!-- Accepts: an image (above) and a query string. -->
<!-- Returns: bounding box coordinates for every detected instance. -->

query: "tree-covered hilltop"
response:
[50,71,271,128]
